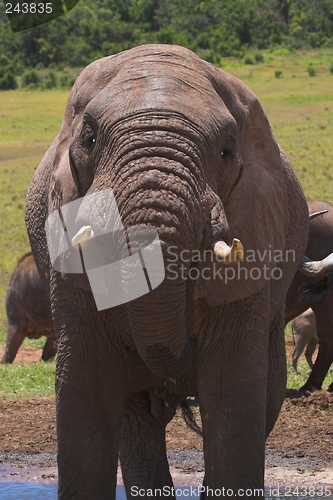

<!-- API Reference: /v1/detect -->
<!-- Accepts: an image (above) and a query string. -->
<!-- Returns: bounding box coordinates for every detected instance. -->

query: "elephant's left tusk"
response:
[213,238,244,264]
[309,209,328,220]
[72,225,95,249]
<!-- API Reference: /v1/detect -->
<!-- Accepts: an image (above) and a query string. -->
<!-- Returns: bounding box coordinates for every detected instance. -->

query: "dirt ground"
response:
[0,342,332,487]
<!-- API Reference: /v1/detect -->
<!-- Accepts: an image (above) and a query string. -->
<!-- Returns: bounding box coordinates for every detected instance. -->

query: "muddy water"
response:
[0,482,57,499]
[1,451,332,499]
[0,483,129,499]
[0,484,127,499]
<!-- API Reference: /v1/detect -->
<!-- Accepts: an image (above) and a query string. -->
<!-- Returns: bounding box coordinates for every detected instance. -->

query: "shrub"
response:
[11,62,23,76]
[43,71,57,89]
[244,55,254,65]
[270,47,292,56]
[59,74,75,88]
[213,53,222,66]
[254,52,264,63]
[329,62,333,75]
[307,65,316,77]
[0,71,17,90]
[203,51,222,66]
[275,70,283,78]
[22,69,40,87]
[0,55,10,67]
[0,55,18,90]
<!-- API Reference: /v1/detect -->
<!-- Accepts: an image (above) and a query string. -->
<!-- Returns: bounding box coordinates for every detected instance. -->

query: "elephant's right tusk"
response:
[213,238,244,264]
[72,226,95,249]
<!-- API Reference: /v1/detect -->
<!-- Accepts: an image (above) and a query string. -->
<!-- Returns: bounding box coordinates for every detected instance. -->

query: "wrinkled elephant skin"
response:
[25,45,308,499]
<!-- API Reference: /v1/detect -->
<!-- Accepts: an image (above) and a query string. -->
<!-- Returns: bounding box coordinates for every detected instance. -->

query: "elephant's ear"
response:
[195,71,293,305]
[25,138,80,283]
[25,87,81,283]
[26,54,122,283]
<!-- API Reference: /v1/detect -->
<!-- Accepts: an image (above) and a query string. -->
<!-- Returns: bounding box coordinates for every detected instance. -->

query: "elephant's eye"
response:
[220,136,236,161]
[80,126,96,150]
[221,148,234,160]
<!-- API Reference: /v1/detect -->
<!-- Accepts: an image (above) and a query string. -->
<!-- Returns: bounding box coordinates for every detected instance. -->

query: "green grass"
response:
[1,49,333,399]
[225,50,333,204]
[287,358,333,391]
[0,90,69,342]
[285,327,333,390]
[0,353,330,400]
[0,360,56,400]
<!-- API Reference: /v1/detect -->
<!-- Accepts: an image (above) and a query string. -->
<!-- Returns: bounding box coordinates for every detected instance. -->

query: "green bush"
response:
[244,55,254,65]
[329,62,333,74]
[254,52,264,63]
[270,47,292,55]
[0,55,10,67]
[201,51,222,66]
[307,65,316,77]
[0,71,17,90]
[0,55,18,89]
[21,69,40,87]
[59,73,75,88]
[43,71,58,89]
[275,70,283,78]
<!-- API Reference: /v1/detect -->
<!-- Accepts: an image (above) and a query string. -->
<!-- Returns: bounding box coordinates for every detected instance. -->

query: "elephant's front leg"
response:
[198,292,270,499]
[54,295,126,499]
[120,391,176,499]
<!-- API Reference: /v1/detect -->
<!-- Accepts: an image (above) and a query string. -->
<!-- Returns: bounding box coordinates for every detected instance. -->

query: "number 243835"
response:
[6,3,53,14]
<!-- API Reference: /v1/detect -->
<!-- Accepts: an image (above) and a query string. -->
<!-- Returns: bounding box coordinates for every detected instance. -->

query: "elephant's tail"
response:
[179,398,203,437]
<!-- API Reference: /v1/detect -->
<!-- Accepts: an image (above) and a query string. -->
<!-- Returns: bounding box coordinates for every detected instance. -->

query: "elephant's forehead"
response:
[77,51,238,134]
[98,73,224,122]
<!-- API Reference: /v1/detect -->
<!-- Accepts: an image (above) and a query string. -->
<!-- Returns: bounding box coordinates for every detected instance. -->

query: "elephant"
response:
[291,308,318,372]
[2,252,56,364]
[285,201,333,392]
[25,44,309,499]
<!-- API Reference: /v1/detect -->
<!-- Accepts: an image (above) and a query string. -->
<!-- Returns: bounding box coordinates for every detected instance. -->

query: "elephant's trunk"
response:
[299,253,333,279]
[125,278,191,377]
[116,155,200,377]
